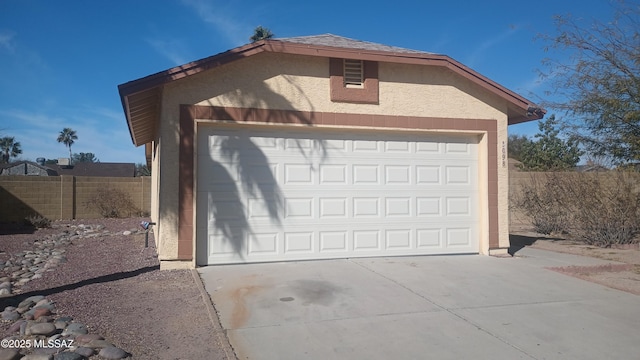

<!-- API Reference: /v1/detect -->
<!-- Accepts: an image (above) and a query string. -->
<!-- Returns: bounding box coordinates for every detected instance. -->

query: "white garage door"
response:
[196,125,479,265]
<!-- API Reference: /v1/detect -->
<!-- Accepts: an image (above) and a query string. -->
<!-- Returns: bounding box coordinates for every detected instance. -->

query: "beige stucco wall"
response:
[154,51,511,262]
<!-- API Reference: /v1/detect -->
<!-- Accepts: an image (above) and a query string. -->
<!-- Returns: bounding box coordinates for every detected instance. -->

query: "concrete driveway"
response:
[198,248,640,360]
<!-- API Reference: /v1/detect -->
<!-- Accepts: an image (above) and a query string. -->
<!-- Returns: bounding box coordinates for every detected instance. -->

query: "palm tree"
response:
[57,128,77,161]
[72,152,99,163]
[250,26,274,43]
[0,136,22,164]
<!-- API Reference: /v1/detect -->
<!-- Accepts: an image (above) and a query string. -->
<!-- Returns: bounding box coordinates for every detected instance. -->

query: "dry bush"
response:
[514,171,640,246]
[84,186,140,218]
[513,173,569,235]
[24,214,51,228]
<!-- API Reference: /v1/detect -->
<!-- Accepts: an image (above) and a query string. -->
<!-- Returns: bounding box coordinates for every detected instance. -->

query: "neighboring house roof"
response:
[49,162,136,177]
[0,161,57,176]
[119,33,545,147]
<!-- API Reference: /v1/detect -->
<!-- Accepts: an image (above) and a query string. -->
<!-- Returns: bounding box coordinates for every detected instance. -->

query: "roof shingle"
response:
[276,34,433,55]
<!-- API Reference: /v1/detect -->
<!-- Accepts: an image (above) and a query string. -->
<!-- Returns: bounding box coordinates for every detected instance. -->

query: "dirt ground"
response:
[509,224,640,296]
[0,218,234,360]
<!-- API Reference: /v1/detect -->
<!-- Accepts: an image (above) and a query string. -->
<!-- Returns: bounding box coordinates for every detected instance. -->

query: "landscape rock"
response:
[62,323,88,336]
[52,352,83,360]
[0,349,21,360]
[22,354,54,360]
[1,310,19,321]
[7,320,25,333]
[74,346,95,357]
[33,307,52,320]
[0,224,134,358]
[98,346,129,359]
[29,322,57,336]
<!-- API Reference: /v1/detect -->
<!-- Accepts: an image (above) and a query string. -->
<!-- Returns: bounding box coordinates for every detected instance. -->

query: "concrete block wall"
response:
[0,176,151,222]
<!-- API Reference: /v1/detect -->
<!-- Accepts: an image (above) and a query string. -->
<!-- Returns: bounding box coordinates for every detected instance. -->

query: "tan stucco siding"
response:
[173,53,508,121]
[155,98,181,260]
[154,51,511,261]
[497,118,509,250]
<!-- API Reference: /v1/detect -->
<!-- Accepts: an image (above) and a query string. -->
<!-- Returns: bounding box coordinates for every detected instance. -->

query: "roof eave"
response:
[118,38,544,145]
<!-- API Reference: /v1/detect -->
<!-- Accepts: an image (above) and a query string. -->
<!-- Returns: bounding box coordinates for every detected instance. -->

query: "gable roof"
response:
[278,34,432,54]
[0,161,57,176]
[119,34,545,147]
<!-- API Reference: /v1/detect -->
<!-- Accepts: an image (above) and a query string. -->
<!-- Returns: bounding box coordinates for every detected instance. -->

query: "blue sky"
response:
[0,0,618,163]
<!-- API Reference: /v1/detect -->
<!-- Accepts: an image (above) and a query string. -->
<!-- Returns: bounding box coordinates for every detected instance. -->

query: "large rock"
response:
[62,323,87,336]
[52,352,83,360]
[29,322,57,336]
[1,310,19,321]
[98,346,129,359]
[74,347,94,357]
[0,348,21,360]
[21,354,54,360]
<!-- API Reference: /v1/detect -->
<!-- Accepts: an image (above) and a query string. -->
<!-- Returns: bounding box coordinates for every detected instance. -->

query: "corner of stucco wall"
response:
[497,117,510,249]
[160,260,195,270]
[154,89,182,261]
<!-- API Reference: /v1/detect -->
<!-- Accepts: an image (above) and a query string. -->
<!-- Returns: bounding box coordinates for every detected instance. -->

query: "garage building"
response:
[118,34,543,268]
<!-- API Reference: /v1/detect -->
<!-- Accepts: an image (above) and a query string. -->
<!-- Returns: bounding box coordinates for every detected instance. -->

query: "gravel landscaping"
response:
[0,218,233,360]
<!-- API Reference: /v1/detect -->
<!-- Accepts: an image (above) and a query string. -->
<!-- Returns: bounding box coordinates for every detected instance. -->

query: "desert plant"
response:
[84,186,139,218]
[24,214,51,228]
[514,171,640,246]
[556,172,640,247]
[513,173,569,235]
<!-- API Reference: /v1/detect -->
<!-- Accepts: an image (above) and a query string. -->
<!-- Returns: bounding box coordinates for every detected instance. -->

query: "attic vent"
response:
[343,59,364,88]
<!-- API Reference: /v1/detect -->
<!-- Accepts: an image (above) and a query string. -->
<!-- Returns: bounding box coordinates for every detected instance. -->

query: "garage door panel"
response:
[446,228,473,247]
[248,233,279,255]
[284,164,314,184]
[284,232,314,253]
[353,230,381,251]
[417,197,441,216]
[319,231,348,252]
[446,197,472,216]
[445,166,471,185]
[319,164,347,184]
[385,230,412,249]
[417,228,442,248]
[285,198,314,219]
[319,198,348,218]
[385,165,411,184]
[385,197,411,217]
[198,126,479,264]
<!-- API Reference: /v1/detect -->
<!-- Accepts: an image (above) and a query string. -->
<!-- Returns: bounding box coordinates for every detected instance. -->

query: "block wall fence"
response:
[0,176,151,222]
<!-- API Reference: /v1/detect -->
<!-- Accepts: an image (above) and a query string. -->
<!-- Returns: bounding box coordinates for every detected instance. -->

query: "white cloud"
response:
[146,38,191,66]
[0,30,16,53]
[466,26,520,68]
[181,0,252,46]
